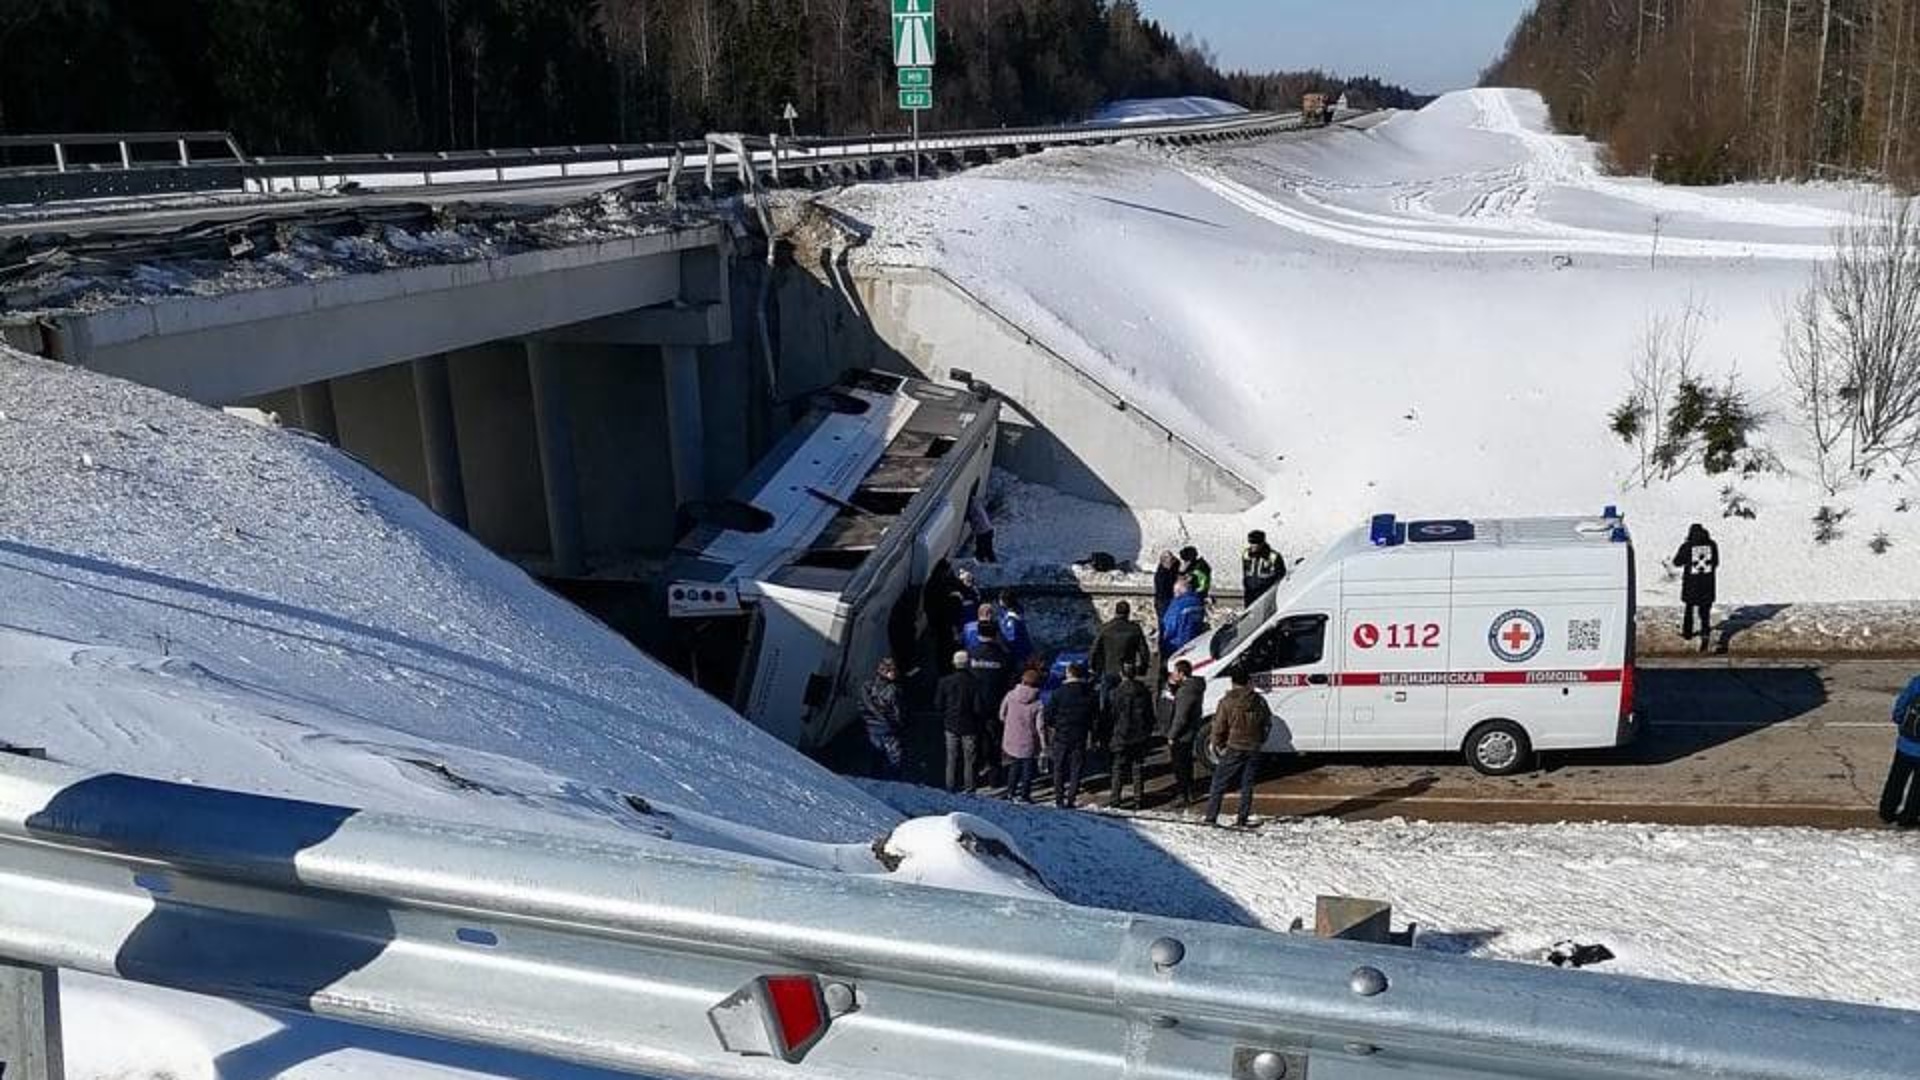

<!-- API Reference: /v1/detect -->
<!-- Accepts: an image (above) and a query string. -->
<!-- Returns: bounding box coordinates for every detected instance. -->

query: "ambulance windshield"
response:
[1212,585,1281,658]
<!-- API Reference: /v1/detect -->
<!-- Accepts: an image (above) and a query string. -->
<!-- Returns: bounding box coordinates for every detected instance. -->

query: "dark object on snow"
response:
[1547,941,1616,968]
[1081,551,1119,573]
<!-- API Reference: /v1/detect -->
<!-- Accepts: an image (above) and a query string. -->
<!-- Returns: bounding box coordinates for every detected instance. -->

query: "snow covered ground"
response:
[0,350,1047,1078]
[828,88,1920,608]
[1091,96,1248,125]
[876,784,1920,1013]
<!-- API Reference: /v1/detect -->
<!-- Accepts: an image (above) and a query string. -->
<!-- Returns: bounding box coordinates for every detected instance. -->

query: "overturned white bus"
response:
[665,370,999,750]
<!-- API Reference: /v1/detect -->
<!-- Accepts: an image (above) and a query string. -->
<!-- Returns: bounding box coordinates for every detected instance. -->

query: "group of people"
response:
[860,530,1292,827]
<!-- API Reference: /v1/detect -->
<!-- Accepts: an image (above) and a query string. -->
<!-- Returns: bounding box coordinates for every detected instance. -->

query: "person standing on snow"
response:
[1090,600,1151,711]
[968,619,1013,788]
[1179,546,1213,598]
[999,668,1046,803]
[966,490,997,564]
[936,652,986,793]
[860,657,907,781]
[1106,664,1156,809]
[1879,672,1920,828]
[1164,659,1206,806]
[1153,551,1180,622]
[1672,523,1720,652]
[1242,530,1284,604]
[1160,579,1208,657]
[1204,670,1273,828]
[1044,663,1099,808]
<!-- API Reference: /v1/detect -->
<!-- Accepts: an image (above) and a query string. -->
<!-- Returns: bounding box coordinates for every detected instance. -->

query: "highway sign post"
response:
[891,0,935,178]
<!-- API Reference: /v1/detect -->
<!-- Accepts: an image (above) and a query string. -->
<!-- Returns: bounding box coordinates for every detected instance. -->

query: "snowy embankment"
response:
[876,784,1920,1012]
[829,88,1920,610]
[0,350,1043,1078]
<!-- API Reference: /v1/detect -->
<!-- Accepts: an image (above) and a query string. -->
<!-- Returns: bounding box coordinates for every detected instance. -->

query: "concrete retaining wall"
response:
[775,259,1259,512]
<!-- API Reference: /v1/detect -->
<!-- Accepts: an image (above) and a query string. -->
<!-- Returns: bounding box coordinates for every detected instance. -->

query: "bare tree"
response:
[1614,296,1708,485]
[1783,287,1851,491]
[1786,196,1920,475]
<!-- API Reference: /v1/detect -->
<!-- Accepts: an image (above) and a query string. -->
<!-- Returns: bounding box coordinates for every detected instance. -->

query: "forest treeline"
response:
[1486,0,1920,188]
[0,0,1426,156]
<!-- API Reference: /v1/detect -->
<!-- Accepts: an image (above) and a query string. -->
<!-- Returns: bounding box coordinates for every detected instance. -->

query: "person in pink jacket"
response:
[999,668,1046,803]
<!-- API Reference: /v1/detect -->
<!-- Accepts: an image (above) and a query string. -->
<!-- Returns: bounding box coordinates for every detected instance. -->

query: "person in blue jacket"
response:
[1160,578,1207,656]
[1880,673,1920,828]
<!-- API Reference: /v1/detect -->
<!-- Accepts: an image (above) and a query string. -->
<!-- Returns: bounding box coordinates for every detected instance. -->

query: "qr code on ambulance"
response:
[1567,619,1602,652]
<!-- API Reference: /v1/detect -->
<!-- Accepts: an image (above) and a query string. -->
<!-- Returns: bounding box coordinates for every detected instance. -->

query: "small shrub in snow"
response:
[1719,485,1756,520]
[1870,531,1894,555]
[1813,505,1850,545]
[1609,398,1644,444]
[1898,498,1914,514]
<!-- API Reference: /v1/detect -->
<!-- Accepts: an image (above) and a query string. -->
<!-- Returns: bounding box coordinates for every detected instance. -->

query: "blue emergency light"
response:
[1369,513,1405,547]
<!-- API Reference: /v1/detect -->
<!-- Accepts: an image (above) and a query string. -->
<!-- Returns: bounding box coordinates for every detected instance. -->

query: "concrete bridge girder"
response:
[38,225,741,582]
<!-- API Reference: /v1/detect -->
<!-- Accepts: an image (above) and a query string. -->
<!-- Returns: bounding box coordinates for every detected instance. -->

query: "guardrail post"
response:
[50,143,66,174]
[117,141,131,170]
[0,962,65,1080]
[176,138,190,167]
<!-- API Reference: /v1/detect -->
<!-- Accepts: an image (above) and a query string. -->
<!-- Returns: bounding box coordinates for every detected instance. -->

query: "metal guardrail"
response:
[0,111,1310,207]
[0,753,1915,1080]
[0,131,247,204]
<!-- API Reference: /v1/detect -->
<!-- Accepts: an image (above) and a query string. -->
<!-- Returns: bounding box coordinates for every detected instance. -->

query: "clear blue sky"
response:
[1136,0,1535,95]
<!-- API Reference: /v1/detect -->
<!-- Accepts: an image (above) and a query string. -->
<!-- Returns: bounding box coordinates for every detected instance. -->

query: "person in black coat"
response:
[1164,660,1206,805]
[1090,601,1152,718]
[1044,663,1099,808]
[1673,523,1720,652]
[936,652,986,793]
[968,621,1013,787]
[1106,665,1157,808]
[1152,551,1179,624]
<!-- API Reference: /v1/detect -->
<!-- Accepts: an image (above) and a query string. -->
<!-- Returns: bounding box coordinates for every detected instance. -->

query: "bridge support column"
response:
[525,343,585,577]
[410,355,469,529]
[662,345,706,507]
[0,961,64,1080]
[295,379,338,443]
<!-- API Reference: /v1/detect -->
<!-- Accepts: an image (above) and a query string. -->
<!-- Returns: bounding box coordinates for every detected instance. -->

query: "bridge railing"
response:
[0,131,246,203]
[0,752,1914,1080]
[1,111,1309,205]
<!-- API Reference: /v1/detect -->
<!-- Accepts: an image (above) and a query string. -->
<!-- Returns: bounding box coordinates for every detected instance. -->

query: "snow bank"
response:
[0,350,1039,1077]
[0,349,892,856]
[875,785,1920,1012]
[827,88,1920,608]
[1092,96,1248,125]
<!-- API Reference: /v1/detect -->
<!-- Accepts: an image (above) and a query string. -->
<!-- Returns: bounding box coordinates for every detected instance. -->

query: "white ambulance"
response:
[1169,511,1639,775]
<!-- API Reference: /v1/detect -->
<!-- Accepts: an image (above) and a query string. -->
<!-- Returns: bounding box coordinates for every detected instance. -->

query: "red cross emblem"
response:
[1488,609,1545,662]
[1501,621,1533,652]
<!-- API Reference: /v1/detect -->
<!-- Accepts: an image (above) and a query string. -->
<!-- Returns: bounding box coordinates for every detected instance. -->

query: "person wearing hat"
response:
[1178,546,1213,598]
[1242,530,1284,604]
[936,651,986,793]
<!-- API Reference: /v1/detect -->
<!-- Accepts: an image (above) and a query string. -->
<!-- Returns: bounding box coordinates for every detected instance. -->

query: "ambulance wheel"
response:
[1194,721,1223,773]
[1465,721,1532,776]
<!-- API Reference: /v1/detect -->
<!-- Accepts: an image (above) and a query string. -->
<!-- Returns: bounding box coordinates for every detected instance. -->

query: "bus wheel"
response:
[1193,721,1223,775]
[1465,720,1532,776]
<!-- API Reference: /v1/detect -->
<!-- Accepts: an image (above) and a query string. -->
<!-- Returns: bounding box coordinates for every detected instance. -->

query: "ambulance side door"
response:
[1234,613,1334,752]
[1337,555,1454,751]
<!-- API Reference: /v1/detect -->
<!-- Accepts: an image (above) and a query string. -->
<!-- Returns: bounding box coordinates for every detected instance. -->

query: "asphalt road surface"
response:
[870,657,1914,829]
